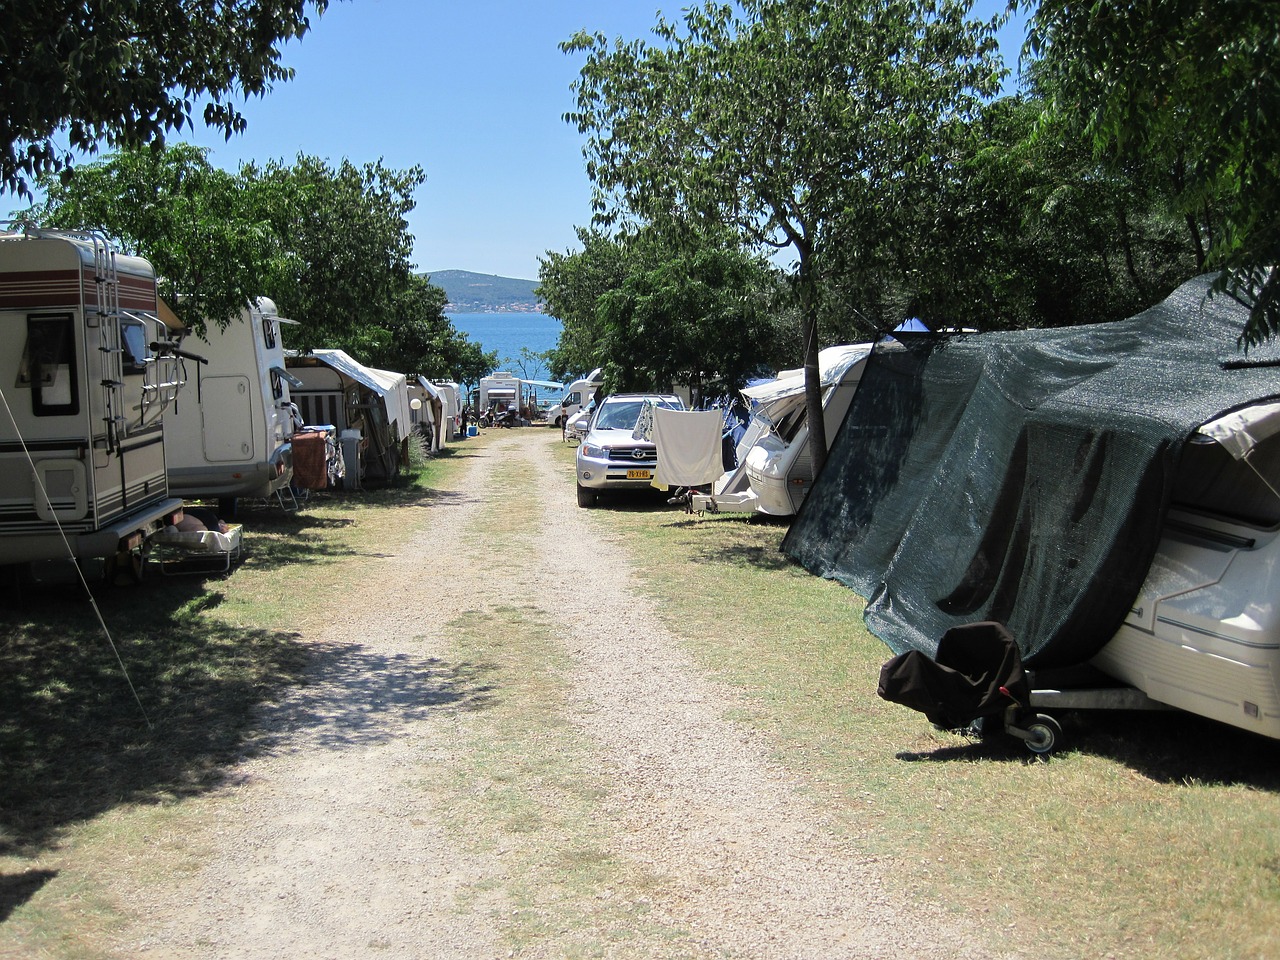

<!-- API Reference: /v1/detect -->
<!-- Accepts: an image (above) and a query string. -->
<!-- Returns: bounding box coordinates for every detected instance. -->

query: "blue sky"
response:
[181,0,1028,282]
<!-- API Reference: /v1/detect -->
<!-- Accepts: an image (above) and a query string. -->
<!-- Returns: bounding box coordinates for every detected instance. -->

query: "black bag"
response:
[877,621,1030,729]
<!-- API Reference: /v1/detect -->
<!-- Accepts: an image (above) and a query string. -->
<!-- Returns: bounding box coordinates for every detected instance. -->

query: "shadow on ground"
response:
[893,705,1280,790]
[0,479,491,858]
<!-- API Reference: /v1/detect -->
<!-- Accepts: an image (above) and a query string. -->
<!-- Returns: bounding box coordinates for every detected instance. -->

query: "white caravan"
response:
[409,376,463,451]
[163,297,297,512]
[689,344,873,516]
[0,228,187,574]
[432,381,464,440]
[1090,402,1280,740]
[475,371,521,417]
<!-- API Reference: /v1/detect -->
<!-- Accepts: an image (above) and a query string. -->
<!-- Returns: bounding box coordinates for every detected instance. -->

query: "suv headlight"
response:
[581,443,606,459]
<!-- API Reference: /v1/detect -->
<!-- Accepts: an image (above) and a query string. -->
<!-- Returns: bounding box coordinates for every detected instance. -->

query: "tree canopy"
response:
[1024,0,1280,345]
[564,0,1004,469]
[0,0,332,198]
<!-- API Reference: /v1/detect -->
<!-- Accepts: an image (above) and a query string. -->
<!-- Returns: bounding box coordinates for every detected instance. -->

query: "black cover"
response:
[877,621,1028,728]
[784,275,1280,666]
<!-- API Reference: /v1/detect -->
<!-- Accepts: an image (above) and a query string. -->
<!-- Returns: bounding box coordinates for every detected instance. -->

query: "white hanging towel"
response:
[652,407,726,487]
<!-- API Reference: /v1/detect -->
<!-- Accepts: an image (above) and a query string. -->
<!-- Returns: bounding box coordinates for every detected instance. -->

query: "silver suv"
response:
[575,393,685,507]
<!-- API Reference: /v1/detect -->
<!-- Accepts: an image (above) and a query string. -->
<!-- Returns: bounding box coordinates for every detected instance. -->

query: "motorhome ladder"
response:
[92,235,128,451]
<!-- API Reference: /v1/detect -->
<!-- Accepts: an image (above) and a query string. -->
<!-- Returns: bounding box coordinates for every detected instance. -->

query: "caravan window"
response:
[120,318,149,373]
[262,315,277,349]
[18,313,79,416]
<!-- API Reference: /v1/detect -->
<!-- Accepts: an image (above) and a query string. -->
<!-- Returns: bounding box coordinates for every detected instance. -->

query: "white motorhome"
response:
[688,344,873,516]
[475,371,522,418]
[163,297,297,513]
[549,367,603,429]
[0,228,187,575]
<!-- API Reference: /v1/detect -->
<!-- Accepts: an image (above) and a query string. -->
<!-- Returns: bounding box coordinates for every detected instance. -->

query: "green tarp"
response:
[783,274,1280,667]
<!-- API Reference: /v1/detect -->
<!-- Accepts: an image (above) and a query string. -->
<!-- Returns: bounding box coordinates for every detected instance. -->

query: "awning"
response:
[1197,401,1280,460]
[740,344,873,403]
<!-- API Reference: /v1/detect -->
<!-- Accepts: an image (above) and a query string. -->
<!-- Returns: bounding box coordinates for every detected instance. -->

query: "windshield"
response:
[594,397,681,431]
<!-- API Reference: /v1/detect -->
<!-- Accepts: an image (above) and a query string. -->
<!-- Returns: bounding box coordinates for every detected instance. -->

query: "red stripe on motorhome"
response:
[0,268,156,311]
[0,269,81,308]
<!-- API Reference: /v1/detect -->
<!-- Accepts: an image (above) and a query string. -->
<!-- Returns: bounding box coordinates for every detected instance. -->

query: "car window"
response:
[596,400,644,430]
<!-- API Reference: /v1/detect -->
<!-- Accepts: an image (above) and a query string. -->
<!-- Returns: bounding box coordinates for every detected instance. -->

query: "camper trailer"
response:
[687,344,873,516]
[0,228,187,574]
[1090,403,1280,740]
[285,350,412,488]
[163,297,297,511]
[431,381,464,441]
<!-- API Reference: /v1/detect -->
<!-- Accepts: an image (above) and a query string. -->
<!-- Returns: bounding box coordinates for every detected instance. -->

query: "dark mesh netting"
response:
[783,274,1280,667]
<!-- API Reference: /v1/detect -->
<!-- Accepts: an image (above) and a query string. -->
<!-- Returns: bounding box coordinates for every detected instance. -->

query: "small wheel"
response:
[1024,713,1063,755]
[104,548,145,585]
[576,483,597,508]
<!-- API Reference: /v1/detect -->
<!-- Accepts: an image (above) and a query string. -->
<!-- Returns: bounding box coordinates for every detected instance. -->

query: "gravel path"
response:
[119,430,1007,959]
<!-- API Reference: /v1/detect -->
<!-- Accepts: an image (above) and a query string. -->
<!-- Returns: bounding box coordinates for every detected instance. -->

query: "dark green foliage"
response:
[1024,0,1280,345]
[15,145,482,378]
[0,0,331,197]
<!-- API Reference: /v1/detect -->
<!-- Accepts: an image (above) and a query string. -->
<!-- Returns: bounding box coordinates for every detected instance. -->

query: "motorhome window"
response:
[19,313,79,416]
[567,390,581,405]
[262,315,277,349]
[120,319,149,373]
[270,369,284,400]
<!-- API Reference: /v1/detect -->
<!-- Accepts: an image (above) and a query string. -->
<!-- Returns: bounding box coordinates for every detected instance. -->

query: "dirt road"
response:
[117,430,1004,959]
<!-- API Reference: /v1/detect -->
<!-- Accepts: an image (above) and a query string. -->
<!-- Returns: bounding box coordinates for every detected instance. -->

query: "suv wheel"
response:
[576,483,597,508]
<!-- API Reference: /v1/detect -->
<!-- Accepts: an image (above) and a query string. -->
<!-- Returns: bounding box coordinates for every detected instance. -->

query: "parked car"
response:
[575,393,685,507]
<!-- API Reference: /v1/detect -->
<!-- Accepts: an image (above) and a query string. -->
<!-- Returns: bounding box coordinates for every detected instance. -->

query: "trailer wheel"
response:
[104,547,145,586]
[1024,714,1063,755]
[576,483,597,508]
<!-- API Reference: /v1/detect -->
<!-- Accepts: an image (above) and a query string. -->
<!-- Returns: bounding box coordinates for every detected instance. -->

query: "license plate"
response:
[626,469,652,480]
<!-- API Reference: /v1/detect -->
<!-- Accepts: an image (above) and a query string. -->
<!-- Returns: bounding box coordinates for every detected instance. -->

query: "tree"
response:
[238,154,426,351]
[565,0,1004,474]
[1023,0,1280,345]
[507,347,555,383]
[537,228,634,380]
[1,0,331,197]
[593,242,787,402]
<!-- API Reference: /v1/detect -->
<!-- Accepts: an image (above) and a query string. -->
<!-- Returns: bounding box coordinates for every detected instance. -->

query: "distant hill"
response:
[424,269,543,313]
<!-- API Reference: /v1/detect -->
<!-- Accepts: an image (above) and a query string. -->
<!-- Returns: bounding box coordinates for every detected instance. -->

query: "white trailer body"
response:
[477,372,521,414]
[163,297,296,502]
[691,344,873,516]
[0,230,185,565]
[1091,403,1280,740]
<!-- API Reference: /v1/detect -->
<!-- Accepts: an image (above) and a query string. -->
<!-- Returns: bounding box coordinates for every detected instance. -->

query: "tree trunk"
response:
[797,263,827,480]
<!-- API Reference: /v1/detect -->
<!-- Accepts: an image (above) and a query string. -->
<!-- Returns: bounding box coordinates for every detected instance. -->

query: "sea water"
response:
[447,312,565,395]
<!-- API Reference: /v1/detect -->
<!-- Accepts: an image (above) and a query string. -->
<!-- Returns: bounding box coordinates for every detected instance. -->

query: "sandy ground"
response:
[116,430,1010,959]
